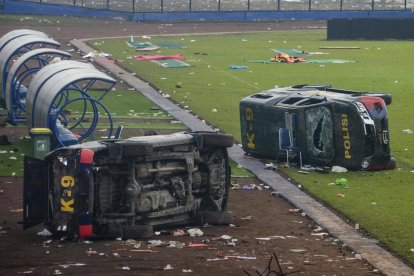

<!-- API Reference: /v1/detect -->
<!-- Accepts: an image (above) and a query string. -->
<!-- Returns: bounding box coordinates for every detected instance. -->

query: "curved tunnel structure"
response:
[0,29,117,148]
[6,48,72,124]
[28,61,116,146]
[0,34,61,100]
[0,29,48,52]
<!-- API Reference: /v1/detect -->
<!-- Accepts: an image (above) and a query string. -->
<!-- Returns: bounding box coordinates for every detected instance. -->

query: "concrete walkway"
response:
[71,38,413,276]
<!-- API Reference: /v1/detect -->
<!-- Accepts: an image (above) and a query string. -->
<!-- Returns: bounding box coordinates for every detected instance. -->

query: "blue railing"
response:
[11,0,414,13]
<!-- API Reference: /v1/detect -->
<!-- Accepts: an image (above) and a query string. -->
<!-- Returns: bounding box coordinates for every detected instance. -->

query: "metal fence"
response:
[17,0,414,13]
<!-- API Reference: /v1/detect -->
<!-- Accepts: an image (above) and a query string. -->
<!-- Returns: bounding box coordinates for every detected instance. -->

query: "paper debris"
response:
[290,249,307,253]
[173,229,186,236]
[37,228,52,236]
[164,264,174,270]
[187,228,203,237]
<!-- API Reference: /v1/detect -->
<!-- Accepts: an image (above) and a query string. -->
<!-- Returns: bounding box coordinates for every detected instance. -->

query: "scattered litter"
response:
[256,236,286,241]
[289,208,301,213]
[122,266,130,271]
[147,240,164,247]
[187,228,203,237]
[220,235,232,240]
[240,215,251,220]
[231,183,241,190]
[335,178,348,187]
[337,193,346,198]
[354,253,362,260]
[255,237,272,241]
[298,170,310,174]
[271,191,280,196]
[9,156,17,160]
[164,264,174,270]
[332,166,348,173]
[355,223,360,230]
[183,269,193,273]
[207,255,256,261]
[229,65,247,69]
[402,129,413,134]
[168,241,185,248]
[10,208,23,213]
[53,270,63,275]
[82,51,111,59]
[290,249,307,253]
[313,226,323,232]
[187,243,208,248]
[130,249,158,253]
[410,248,414,253]
[242,184,262,191]
[135,54,184,61]
[211,108,218,112]
[265,162,277,170]
[37,228,52,236]
[86,248,98,256]
[226,255,256,260]
[59,263,86,268]
[311,232,329,237]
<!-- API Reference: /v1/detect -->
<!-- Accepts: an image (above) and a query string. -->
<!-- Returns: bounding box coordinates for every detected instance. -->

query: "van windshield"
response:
[305,106,335,162]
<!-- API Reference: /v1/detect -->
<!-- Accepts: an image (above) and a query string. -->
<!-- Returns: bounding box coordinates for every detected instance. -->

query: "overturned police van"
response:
[240,84,395,171]
[23,131,233,239]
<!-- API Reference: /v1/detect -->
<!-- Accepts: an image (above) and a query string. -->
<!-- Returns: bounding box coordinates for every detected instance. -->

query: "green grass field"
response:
[91,31,414,265]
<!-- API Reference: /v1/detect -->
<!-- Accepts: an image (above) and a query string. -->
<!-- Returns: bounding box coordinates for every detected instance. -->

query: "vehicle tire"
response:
[195,132,233,147]
[201,211,233,225]
[370,93,392,105]
[122,225,154,239]
[119,142,154,157]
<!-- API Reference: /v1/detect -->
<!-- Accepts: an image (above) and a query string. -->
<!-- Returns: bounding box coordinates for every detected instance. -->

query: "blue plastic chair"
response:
[277,128,302,167]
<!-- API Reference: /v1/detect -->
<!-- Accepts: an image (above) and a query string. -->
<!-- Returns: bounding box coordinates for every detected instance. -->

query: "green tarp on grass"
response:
[152,59,192,68]
[156,42,186,49]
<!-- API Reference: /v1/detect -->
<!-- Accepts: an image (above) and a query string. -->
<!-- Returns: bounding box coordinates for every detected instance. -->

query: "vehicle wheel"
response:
[122,225,154,239]
[370,93,392,105]
[195,132,233,147]
[201,211,233,225]
[119,142,154,157]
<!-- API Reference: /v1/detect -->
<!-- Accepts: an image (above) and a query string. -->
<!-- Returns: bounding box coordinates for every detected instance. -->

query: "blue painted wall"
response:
[2,0,414,21]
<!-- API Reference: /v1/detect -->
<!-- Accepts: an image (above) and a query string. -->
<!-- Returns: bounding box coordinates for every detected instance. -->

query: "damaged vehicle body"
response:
[23,131,233,239]
[240,84,395,171]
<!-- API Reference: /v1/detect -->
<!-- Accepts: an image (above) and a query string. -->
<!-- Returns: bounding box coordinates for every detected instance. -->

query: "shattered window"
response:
[305,107,335,162]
